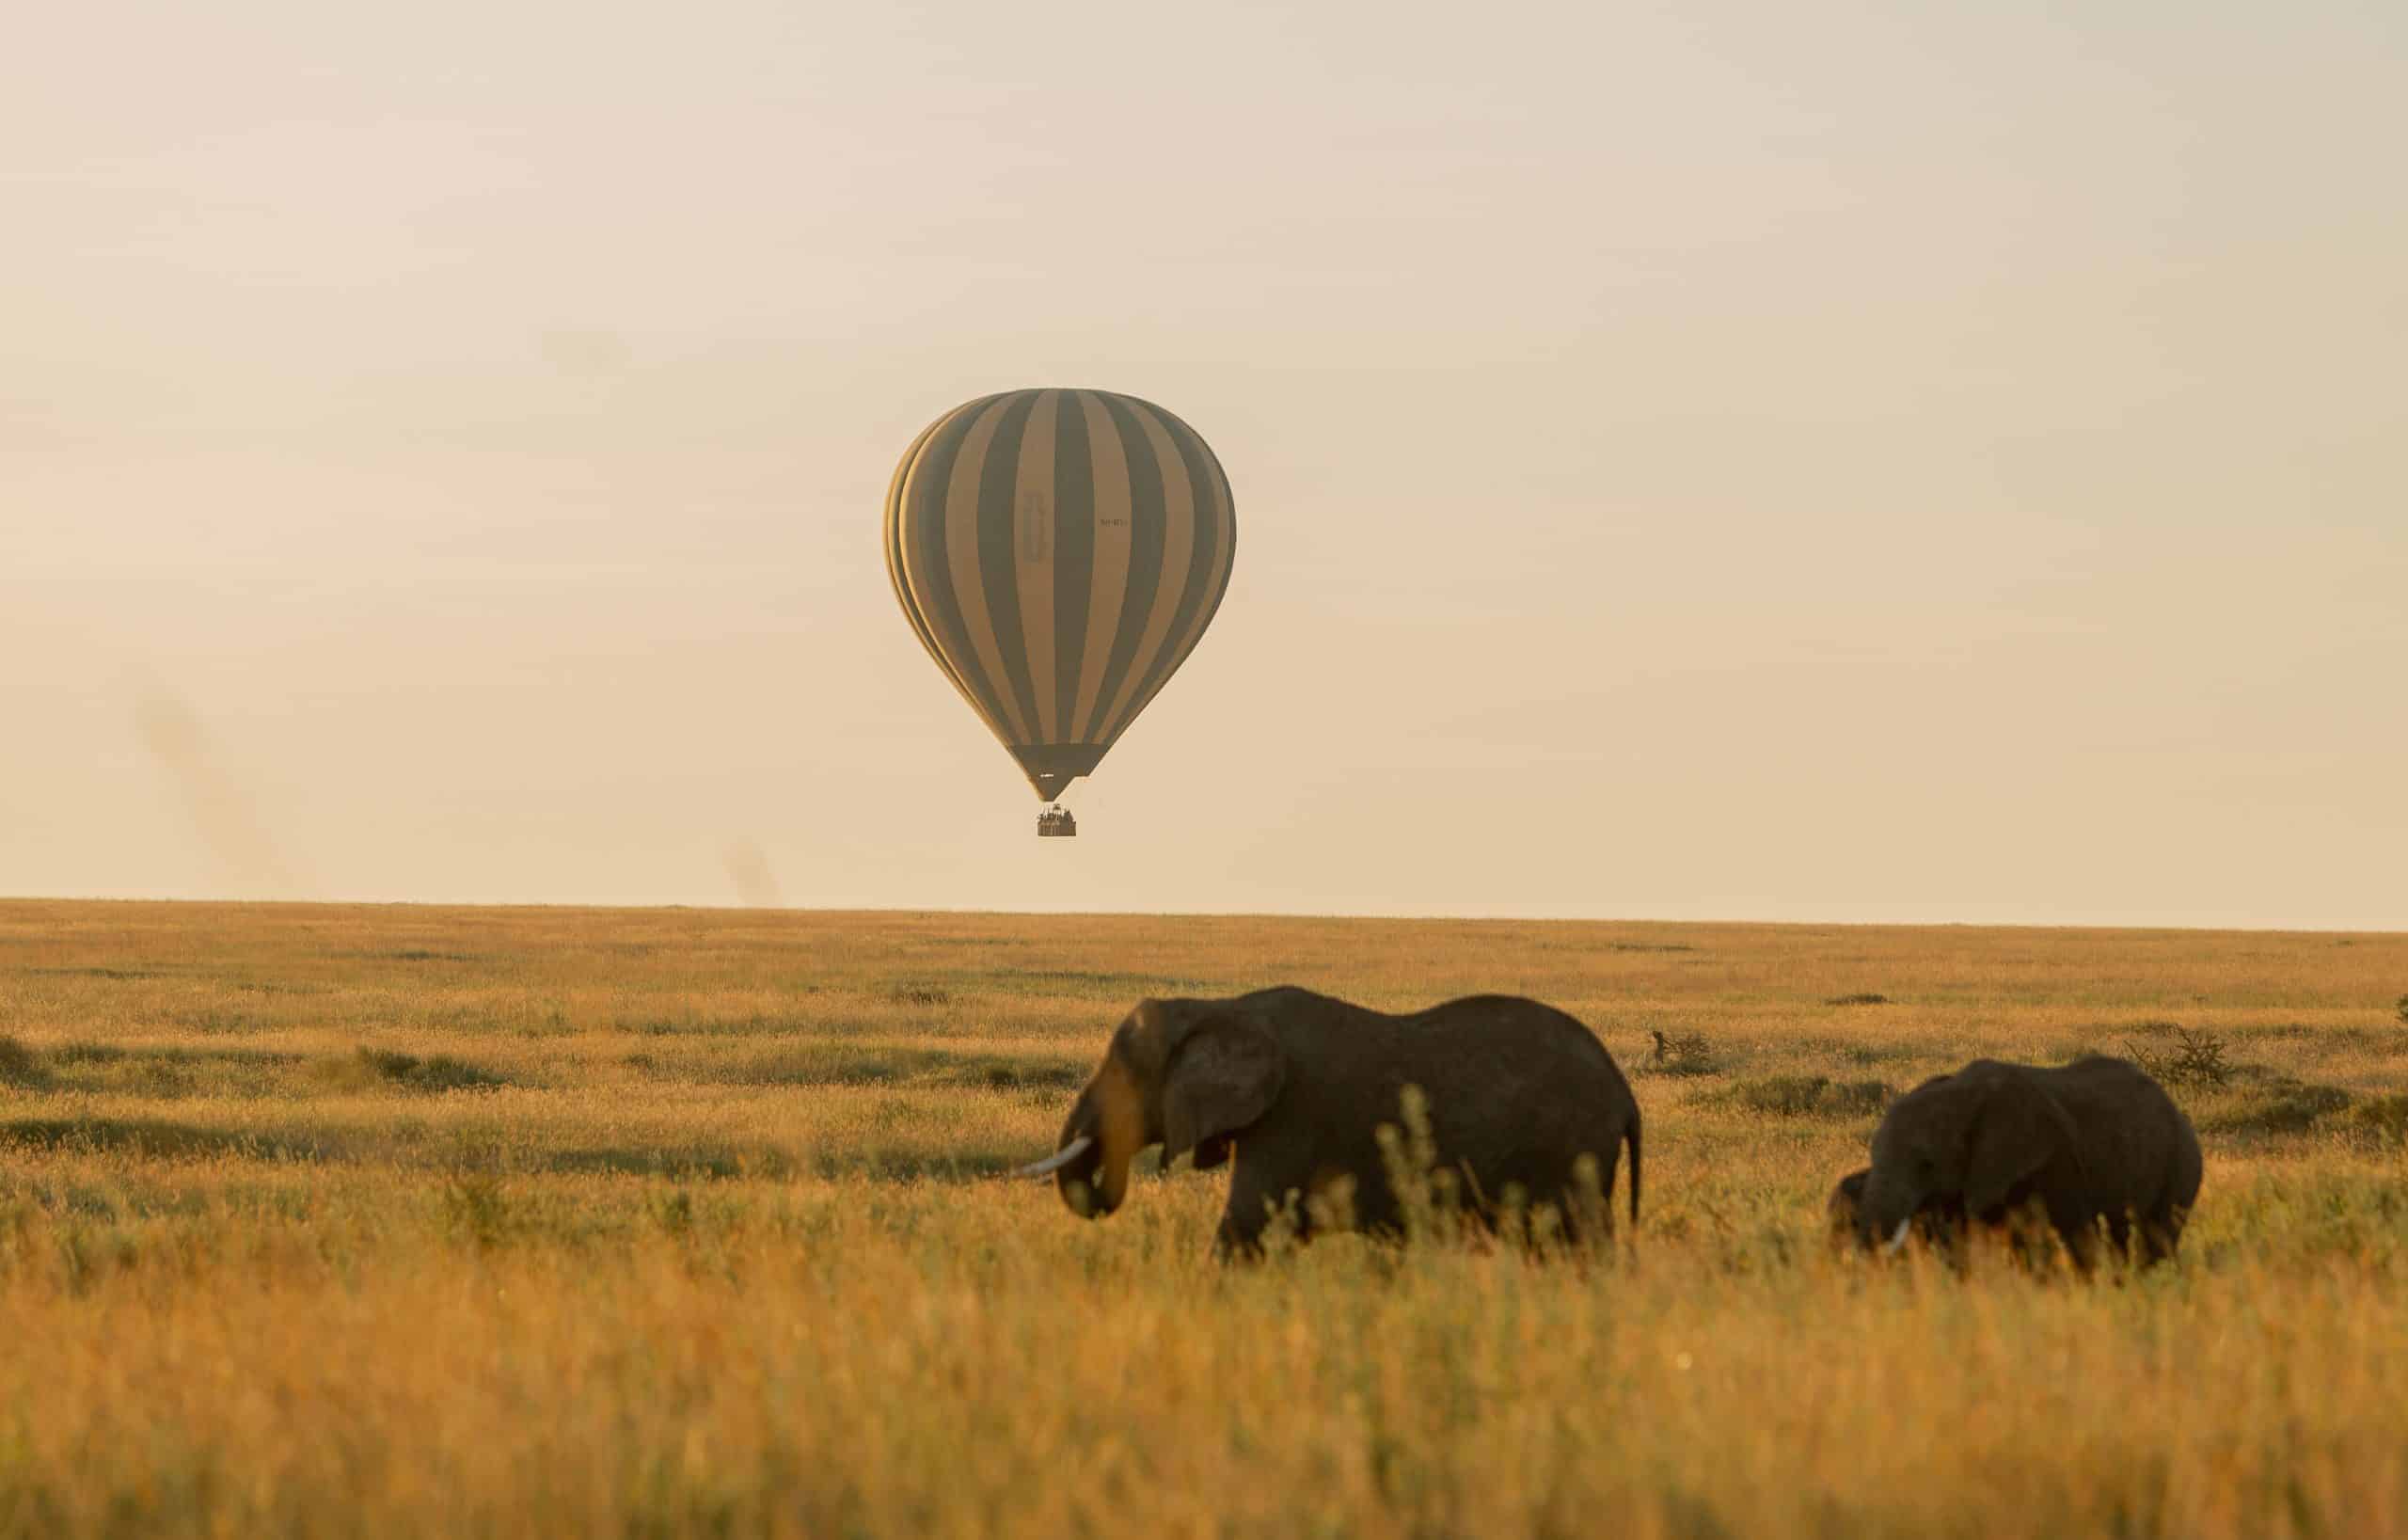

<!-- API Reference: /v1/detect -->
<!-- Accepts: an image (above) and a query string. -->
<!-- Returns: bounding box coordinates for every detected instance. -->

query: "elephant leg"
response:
[2033,1196,2097,1275]
[1212,1163,1306,1262]
[1557,1150,1623,1245]
[2099,1210,2137,1270]
[2062,1219,2103,1277]
[1211,1213,1267,1264]
[2137,1203,2185,1266]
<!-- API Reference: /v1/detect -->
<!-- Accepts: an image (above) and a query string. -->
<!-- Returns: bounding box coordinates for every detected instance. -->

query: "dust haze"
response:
[722,840,784,910]
[132,693,307,900]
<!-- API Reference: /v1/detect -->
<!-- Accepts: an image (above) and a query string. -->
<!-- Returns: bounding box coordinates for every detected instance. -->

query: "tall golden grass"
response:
[2,899,2404,1537]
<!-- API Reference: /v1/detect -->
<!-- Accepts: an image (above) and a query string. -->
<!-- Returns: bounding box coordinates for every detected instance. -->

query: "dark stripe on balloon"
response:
[1083,391,1167,748]
[975,391,1043,743]
[1051,391,1097,744]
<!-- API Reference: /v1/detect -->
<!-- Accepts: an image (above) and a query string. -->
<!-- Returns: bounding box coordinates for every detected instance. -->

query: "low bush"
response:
[1725,1075,1893,1119]
[2344,1092,2408,1149]
[0,1036,53,1090]
[356,1048,508,1093]
[2126,1027,2231,1089]
[1646,1030,1719,1077]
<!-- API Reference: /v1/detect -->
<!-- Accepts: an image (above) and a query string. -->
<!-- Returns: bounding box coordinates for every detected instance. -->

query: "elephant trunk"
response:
[1859,1171,1922,1254]
[1054,1056,1149,1219]
[1051,1135,1109,1218]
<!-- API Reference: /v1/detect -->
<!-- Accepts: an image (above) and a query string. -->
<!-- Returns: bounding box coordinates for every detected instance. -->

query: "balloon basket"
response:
[1036,804,1078,838]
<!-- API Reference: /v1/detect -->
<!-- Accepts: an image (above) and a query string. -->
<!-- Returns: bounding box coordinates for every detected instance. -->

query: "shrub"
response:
[1826,993,1890,1007]
[1647,1029,1718,1076]
[2344,1093,2408,1148]
[356,1048,507,1093]
[0,1036,52,1090]
[1726,1075,1893,1119]
[2125,1027,2230,1089]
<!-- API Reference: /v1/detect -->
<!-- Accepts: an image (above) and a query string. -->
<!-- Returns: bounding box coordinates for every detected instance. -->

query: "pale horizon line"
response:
[3,891,2399,939]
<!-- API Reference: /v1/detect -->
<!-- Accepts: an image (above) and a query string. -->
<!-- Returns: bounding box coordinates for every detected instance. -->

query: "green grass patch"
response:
[2195,1076,2353,1137]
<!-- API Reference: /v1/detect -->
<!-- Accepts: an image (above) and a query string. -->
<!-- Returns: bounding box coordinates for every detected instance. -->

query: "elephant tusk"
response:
[1882,1218,1912,1256]
[1012,1135,1095,1179]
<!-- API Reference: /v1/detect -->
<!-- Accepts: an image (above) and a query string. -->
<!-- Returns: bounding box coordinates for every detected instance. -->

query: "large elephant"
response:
[1856,1056,2202,1271]
[1014,986,1642,1258]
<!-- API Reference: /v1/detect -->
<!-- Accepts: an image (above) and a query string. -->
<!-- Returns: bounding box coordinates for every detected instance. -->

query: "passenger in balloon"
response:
[1038,805,1077,838]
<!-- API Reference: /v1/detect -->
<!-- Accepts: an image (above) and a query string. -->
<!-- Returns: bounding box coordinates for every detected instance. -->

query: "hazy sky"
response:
[7,0,2403,929]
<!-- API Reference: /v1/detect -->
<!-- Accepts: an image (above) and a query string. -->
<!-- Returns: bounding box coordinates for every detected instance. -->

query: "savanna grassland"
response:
[3,899,2406,1539]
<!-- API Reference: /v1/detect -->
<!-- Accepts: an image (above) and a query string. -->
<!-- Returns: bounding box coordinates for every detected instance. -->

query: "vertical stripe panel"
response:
[1106,423,1235,743]
[974,393,1042,741]
[1069,392,1133,739]
[1082,392,1165,748]
[1161,416,1236,659]
[1089,398,1196,743]
[882,413,941,628]
[1011,390,1062,743]
[1049,392,1096,743]
[896,398,1018,743]
[885,410,973,702]
[942,397,1035,742]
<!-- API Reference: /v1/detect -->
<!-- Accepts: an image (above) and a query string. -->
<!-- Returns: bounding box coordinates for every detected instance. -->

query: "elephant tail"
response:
[1624,1107,1642,1228]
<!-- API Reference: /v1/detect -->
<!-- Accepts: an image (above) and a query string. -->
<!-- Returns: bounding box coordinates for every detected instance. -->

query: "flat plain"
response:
[2,898,2405,1538]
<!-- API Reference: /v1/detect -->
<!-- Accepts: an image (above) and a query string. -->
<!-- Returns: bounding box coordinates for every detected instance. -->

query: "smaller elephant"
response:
[1857,1056,2202,1271]
[1013,986,1642,1258]
[1824,1167,1960,1258]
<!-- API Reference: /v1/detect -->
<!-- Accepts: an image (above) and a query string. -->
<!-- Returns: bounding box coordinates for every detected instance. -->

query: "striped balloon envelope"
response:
[883,389,1237,808]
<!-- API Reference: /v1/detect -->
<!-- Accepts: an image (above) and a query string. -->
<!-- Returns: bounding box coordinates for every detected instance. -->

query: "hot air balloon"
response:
[883,389,1236,835]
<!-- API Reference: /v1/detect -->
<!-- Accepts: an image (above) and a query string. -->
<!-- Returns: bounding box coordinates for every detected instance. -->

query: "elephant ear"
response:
[1964,1074,2079,1218]
[1162,1011,1285,1168]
